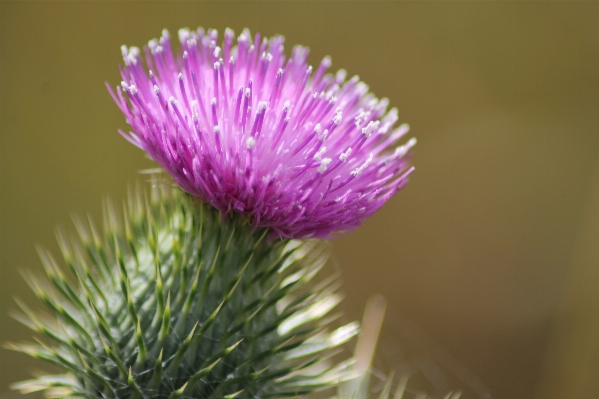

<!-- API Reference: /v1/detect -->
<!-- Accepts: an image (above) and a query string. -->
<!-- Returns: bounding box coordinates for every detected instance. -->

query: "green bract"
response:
[8,180,358,399]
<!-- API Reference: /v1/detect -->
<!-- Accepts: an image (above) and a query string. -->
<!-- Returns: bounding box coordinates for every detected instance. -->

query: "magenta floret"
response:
[110,28,415,238]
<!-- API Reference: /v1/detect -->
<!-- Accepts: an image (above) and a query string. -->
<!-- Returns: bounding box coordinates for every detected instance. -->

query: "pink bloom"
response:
[110,28,415,238]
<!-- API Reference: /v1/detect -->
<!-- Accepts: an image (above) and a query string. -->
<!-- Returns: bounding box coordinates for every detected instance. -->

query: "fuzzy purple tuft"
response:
[110,28,415,238]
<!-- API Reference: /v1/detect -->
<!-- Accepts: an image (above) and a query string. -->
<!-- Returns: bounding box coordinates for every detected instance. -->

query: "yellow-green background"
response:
[2,2,599,398]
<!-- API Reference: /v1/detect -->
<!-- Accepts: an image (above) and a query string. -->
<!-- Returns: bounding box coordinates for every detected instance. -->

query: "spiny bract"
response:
[8,180,358,399]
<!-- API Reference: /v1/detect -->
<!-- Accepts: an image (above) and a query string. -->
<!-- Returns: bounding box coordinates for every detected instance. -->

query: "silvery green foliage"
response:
[8,182,358,399]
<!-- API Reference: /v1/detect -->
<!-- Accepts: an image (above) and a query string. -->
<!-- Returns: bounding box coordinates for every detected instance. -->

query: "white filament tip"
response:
[318,129,328,142]
[394,137,417,159]
[238,31,249,43]
[187,36,197,47]
[356,82,368,95]
[246,137,256,149]
[377,98,390,112]
[339,148,352,163]
[313,146,327,161]
[333,112,343,126]
[335,69,347,83]
[335,190,352,203]
[351,153,374,177]
[191,100,199,121]
[122,46,139,66]
[178,28,191,43]
[361,121,380,138]
[378,122,391,135]
[317,158,332,174]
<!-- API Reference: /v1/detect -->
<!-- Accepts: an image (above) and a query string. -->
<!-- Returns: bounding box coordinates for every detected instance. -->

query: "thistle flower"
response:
[111,28,415,238]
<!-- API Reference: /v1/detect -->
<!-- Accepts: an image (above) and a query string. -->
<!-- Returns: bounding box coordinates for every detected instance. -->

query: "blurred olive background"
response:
[2,2,599,399]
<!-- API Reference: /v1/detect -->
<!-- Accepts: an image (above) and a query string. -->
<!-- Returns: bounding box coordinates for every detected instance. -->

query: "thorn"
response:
[168,382,188,399]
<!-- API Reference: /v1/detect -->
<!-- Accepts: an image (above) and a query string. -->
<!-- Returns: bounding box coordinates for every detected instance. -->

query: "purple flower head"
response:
[110,28,415,238]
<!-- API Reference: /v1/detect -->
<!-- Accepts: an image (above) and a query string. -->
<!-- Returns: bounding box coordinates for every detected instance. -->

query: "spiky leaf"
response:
[9,180,357,399]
